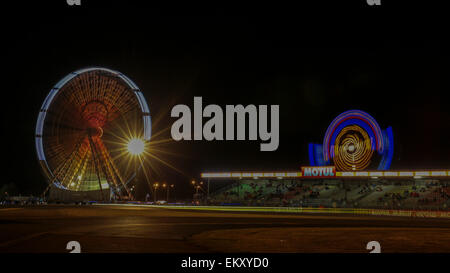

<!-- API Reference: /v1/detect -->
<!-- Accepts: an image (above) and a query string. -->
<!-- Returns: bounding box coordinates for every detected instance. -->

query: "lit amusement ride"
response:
[309,110,394,171]
[35,67,151,200]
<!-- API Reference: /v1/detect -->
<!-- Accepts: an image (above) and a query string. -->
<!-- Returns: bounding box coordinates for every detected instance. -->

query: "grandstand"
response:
[202,168,450,210]
[202,110,449,211]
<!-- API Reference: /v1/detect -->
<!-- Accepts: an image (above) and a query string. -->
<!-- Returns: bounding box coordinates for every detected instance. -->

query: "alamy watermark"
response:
[171,97,279,151]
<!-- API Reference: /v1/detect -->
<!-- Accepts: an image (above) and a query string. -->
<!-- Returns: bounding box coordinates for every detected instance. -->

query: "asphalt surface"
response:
[1,205,450,253]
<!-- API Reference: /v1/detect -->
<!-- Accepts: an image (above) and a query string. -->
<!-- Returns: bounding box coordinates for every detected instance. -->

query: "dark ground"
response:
[1,205,450,253]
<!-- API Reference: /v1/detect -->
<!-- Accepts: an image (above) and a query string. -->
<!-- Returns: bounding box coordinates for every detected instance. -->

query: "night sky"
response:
[2,2,447,199]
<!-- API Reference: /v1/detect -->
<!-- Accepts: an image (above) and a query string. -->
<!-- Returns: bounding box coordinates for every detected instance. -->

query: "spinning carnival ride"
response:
[35,68,151,200]
[309,110,394,171]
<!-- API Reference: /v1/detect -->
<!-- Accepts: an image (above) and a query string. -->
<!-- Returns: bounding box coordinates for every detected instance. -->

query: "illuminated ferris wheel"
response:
[35,67,151,200]
[309,110,394,171]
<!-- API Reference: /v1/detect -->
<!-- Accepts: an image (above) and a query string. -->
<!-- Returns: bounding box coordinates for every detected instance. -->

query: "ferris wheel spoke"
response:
[74,146,90,191]
[44,119,86,132]
[106,84,138,121]
[63,141,90,189]
[107,103,138,124]
[45,108,86,129]
[41,134,88,196]
[44,133,87,170]
[58,136,90,189]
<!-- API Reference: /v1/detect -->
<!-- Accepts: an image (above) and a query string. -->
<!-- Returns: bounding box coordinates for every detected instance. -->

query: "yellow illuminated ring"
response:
[333,125,373,171]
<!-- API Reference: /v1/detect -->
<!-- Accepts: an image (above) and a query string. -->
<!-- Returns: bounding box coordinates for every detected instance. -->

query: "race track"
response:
[1,205,450,253]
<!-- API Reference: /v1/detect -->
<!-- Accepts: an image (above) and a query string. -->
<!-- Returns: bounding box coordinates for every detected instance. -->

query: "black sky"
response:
[2,2,447,198]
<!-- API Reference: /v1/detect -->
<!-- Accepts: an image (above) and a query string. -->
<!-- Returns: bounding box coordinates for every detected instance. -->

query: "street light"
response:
[162,183,166,202]
[153,182,159,203]
[127,138,145,156]
[162,184,174,202]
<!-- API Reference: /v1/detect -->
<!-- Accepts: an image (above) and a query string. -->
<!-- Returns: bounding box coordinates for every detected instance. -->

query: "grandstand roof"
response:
[201,168,450,180]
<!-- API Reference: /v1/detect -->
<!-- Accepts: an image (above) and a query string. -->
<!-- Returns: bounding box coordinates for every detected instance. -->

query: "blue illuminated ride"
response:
[309,110,394,171]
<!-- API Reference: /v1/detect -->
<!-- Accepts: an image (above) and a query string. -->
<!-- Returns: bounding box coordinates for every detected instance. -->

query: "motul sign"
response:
[302,166,336,178]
